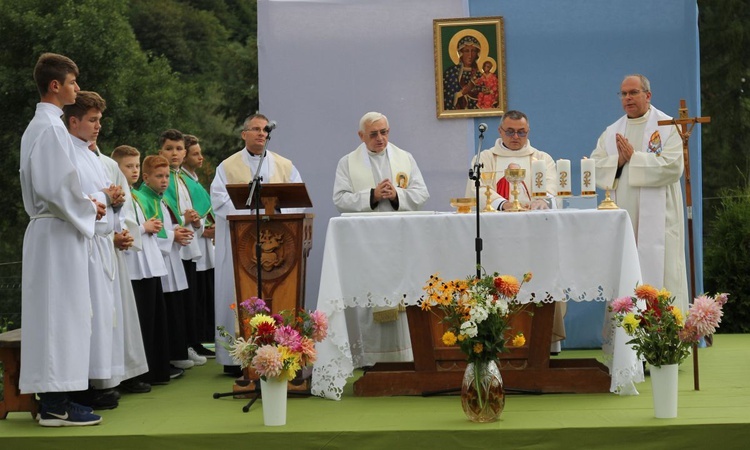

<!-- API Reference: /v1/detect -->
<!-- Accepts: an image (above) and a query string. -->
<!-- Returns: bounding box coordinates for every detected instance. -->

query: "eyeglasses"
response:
[368,129,390,139]
[243,127,265,133]
[500,128,528,137]
[617,89,648,98]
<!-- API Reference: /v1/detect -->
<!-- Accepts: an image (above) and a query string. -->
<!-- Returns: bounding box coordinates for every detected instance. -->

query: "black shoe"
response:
[169,366,185,379]
[223,365,243,377]
[192,344,216,358]
[120,379,152,394]
[70,388,119,411]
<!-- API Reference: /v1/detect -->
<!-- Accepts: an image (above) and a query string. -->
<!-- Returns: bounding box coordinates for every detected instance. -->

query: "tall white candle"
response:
[581,158,596,197]
[556,159,571,197]
[531,159,547,197]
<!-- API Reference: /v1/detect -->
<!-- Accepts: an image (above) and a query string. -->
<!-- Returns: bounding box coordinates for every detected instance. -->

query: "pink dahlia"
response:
[299,337,317,365]
[611,296,635,314]
[685,295,723,336]
[310,310,328,341]
[274,325,302,352]
[251,345,283,379]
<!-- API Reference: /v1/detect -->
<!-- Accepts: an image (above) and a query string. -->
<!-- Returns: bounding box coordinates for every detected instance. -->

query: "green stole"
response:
[162,168,184,226]
[179,169,214,226]
[133,185,167,238]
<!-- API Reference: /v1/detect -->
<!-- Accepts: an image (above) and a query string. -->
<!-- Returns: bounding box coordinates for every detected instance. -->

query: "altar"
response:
[311,209,644,400]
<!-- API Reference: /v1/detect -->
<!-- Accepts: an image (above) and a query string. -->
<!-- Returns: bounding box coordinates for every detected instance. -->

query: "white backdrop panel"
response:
[259,0,471,309]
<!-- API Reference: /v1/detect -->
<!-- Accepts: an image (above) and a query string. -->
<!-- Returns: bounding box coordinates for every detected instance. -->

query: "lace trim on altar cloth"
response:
[324,285,612,311]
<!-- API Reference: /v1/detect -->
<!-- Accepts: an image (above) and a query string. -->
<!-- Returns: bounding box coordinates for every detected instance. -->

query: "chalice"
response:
[480,171,497,212]
[504,168,527,212]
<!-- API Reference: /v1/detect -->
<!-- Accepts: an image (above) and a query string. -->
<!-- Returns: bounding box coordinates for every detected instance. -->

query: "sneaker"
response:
[168,366,185,379]
[192,344,216,358]
[38,401,102,427]
[170,359,195,369]
[187,347,207,366]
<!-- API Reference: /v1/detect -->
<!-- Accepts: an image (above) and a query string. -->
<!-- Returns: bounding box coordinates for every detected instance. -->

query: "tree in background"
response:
[0,0,259,263]
[698,0,750,229]
[703,184,750,333]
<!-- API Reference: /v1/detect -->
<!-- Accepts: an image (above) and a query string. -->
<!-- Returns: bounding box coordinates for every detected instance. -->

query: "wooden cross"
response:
[657,99,710,391]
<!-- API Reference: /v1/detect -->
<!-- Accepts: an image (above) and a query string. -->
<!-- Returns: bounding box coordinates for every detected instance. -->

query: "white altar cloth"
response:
[312,209,645,400]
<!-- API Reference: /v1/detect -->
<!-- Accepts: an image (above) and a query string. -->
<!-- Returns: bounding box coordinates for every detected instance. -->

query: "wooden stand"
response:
[353,303,611,396]
[226,183,314,393]
[0,328,38,419]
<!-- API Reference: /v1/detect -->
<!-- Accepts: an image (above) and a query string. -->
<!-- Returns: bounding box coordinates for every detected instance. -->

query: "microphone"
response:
[478,123,487,133]
[263,121,277,133]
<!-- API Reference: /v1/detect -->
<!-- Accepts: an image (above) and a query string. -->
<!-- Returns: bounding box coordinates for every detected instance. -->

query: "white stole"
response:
[605,106,672,287]
[348,143,412,192]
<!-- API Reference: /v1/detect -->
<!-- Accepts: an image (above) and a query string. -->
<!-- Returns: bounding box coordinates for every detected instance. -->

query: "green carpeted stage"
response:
[1,334,748,449]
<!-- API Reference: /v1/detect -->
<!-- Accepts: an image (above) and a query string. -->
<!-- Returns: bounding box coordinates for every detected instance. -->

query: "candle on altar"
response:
[556,159,571,197]
[581,157,596,197]
[531,159,547,197]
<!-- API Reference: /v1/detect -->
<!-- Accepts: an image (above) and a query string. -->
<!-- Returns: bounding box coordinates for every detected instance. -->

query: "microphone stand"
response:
[213,129,276,412]
[467,126,485,279]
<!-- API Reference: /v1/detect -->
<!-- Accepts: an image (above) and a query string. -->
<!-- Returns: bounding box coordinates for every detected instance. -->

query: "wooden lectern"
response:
[226,183,314,315]
[226,183,314,393]
[353,303,612,396]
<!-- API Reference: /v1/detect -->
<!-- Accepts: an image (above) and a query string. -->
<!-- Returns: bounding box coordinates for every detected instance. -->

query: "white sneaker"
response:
[187,347,207,366]
[170,359,195,369]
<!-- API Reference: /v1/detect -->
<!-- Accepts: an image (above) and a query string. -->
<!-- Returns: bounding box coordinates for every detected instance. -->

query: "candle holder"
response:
[504,168,526,212]
[480,171,497,212]
[597,187,619,210]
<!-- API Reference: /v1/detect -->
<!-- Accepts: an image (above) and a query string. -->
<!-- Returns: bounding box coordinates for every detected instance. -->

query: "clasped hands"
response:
[616,133,634,168]
[373,179,397,202]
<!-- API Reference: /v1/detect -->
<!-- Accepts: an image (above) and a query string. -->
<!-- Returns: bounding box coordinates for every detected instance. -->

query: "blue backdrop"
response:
[468,0,703,347]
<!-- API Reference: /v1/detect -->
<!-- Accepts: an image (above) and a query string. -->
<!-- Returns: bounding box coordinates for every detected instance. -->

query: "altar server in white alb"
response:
[210,113,303,368]
[19,53,104,427]
[465,110,557,211]
[64,91,134,397]
[333,111,429,213]
[591,74,688,313]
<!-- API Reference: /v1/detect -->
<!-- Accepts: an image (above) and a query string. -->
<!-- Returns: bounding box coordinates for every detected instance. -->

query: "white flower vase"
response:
[260,376,288,426]
[650,363,678,419]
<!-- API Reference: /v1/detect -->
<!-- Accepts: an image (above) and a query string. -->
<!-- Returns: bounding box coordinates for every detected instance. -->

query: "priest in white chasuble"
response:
[465,110,557,211]
[331,111,430,365]
[333,112,429,213]
[210,113,303,367]
[591,74,688,313]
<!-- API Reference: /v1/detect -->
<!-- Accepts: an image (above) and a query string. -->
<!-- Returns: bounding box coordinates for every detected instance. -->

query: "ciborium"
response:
[450,197,476,214]
[504,168,526,212]
[480,171,497,212]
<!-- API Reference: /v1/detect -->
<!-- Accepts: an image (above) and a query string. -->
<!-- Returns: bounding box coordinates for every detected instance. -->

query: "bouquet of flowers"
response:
[218,297,328,381]
[418,271,532,364]
[610,285,729,367]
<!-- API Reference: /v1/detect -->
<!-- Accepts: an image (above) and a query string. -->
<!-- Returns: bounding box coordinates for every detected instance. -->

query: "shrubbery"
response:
[704,185,750,333]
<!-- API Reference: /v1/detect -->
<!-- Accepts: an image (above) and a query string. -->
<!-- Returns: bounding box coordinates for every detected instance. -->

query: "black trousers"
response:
[195,268,215,343]
[181,259,199,346]
[131,277,170,384]
[163,289,188,361]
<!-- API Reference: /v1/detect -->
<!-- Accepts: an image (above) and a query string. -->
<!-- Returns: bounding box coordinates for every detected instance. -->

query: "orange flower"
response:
[523,272,533,283]
[634,284,659,303]
[494,275,520,298]
[473,342,484,354]
[230,303,236,310]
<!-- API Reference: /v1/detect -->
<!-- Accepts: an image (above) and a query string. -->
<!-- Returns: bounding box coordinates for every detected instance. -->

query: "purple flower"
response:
[240,297,270,315]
